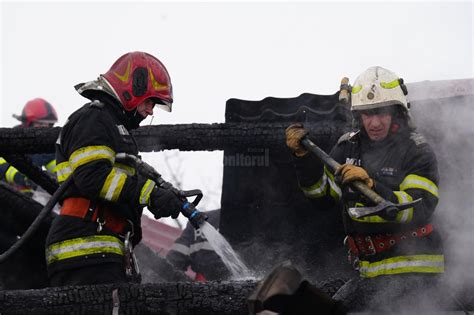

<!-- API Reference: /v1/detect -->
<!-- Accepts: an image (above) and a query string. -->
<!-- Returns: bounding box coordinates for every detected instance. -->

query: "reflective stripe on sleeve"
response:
[140,179,156,205]
[99,167,127,202]
[400,174,439,197]
[45,235,124,265]
[54,162,73,183]
[0,158,7,164]
[326,166,341,201]
[115,163,136,176]
[359,255,444,278]
[393,191,414,223]
[5,166,19,184]
[45,159,57,173]
[300,173,327,198]
[69,145,115,171]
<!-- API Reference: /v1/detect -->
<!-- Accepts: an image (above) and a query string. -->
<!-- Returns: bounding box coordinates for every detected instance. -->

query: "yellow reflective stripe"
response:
[99,167,127,202]
[140,179,156,205]
[380,79,400,89]
[69,145,115,171]
[5,166,19,184]
[325,167,341,201]
[0,157,7,164]
[300,173,327,198]
[45,235,124,265]
[359,255,444,278]
[54,162,73,183]
[400,174,439,197]
[393,191,414,223]
[45,159,56,173]
[352,85,362,94]
[115,162,136,176]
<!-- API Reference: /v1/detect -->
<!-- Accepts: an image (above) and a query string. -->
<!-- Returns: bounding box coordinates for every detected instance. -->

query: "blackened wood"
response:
[0,122,348,154]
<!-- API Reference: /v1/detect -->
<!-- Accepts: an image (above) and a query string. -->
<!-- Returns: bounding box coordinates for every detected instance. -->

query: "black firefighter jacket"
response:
[293,126,444,278]
[45,98,156,276]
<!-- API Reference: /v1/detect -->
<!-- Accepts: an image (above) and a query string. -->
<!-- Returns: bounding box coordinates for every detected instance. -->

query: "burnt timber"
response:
[0,122,346,154]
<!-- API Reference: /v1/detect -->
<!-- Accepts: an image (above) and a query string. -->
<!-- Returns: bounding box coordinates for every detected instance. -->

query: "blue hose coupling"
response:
[181,202,208,229]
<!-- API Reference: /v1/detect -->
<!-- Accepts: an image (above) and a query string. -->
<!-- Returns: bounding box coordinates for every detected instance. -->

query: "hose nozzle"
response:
[181,202,208,229]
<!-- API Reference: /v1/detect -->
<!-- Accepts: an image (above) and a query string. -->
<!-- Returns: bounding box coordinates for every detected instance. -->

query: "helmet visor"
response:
[152,98,172,112]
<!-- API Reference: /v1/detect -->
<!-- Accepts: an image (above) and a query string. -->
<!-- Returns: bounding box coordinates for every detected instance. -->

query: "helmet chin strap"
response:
[124,108,146,129]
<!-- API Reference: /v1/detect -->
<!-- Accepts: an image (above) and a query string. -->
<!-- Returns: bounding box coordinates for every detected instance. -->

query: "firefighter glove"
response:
[285,123,309,157]
[148,187,182,219]
[335,164,375,189]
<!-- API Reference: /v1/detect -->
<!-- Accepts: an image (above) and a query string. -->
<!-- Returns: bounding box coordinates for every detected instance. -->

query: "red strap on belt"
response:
[61,197,127,234]
[345,223,433,259]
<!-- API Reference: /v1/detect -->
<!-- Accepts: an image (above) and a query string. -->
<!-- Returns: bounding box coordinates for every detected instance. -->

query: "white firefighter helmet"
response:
[351,66,409,112]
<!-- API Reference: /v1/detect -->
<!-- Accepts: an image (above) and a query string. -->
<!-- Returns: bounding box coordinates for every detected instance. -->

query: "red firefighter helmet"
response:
[102,51,173,112]
[13,98,58,128]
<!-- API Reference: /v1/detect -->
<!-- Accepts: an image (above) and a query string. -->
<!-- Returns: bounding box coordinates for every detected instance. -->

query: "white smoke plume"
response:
[407,79,474,310]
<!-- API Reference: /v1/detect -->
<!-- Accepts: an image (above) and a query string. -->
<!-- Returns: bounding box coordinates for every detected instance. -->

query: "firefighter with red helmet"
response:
[13,98,58,128]
[0,98,58,195]
[286,67,444,310]
[45,52,183,286]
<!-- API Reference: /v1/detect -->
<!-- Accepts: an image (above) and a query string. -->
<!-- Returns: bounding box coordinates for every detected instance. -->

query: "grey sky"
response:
[1,1,472,212]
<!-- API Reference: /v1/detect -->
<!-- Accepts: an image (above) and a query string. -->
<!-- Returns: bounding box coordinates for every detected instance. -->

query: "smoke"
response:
[407,82,474,309]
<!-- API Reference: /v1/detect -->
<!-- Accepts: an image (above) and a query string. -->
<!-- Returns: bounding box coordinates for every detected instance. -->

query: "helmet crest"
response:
[102,51,173,112]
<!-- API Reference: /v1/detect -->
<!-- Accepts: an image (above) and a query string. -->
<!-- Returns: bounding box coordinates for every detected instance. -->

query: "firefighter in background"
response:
[0,98,58,196]
[166,209,230,281]
[45,51,184,286]
[286,67,444,310]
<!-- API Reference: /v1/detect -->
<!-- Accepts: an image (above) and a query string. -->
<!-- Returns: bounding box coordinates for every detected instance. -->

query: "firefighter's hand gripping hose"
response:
[115,153,208,229]
[0,175,74,264]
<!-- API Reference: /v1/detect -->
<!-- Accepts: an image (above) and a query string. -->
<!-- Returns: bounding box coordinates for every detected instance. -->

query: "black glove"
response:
[148,187,182,219]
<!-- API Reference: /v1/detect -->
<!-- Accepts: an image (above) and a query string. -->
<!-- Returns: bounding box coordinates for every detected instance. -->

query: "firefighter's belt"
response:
[345,223,433,259]
[61,197,128,234]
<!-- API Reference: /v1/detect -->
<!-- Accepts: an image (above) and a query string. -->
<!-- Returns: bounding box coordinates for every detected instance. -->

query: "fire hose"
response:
[0,154,207,264]
[0,175,74,264]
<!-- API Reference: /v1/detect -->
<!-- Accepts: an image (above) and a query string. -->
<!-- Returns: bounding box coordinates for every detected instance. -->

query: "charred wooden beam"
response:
[0,127,60,155]
[0,281,257,314]
[0,122,349,154]
[0,279,346,314]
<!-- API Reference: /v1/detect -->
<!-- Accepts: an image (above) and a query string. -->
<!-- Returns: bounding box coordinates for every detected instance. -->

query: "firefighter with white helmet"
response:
[286,66,444,310]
